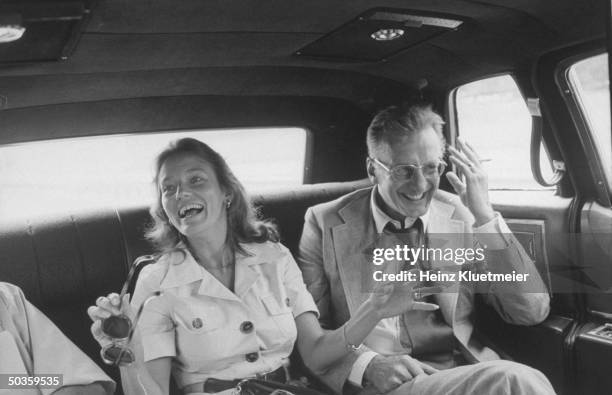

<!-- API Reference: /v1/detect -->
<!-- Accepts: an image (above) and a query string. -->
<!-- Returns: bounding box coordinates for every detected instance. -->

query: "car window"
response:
[567,53,612,192]
[0,128,307,220]
[455,74,554,190]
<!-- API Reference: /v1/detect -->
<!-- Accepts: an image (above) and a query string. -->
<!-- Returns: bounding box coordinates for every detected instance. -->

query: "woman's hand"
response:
[369,269,441,319]
[296,270,441,375]
[87,293,170,395]
[87,293,132,348]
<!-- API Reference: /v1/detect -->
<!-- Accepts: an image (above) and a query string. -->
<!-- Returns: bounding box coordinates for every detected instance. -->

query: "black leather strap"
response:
[530,107,564,187]
[184,365,287,394]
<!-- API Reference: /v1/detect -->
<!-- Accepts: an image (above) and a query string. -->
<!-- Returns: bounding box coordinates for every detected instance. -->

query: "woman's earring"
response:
[226,199,232,209]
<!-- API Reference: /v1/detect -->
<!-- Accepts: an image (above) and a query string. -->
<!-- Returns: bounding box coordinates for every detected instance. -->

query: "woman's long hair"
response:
[145,138,279,256]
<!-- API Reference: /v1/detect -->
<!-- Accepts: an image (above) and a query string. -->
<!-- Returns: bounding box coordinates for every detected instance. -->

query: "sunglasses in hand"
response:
[99,255,160,366]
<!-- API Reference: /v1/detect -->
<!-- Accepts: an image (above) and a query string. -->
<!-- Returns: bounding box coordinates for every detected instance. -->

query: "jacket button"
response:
[245,352,259,362]
[240,321,254,334]
[192,318,203,329]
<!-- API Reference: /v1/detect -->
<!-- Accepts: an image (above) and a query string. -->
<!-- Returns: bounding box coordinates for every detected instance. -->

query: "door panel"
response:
[579,201,612,315]
[490,191,577,315]
[573,202,612,395]
[475,191,576,394]
[575,323,612,395]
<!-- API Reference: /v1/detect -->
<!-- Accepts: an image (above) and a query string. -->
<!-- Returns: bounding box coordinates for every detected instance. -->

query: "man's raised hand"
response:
[446,139,495,226]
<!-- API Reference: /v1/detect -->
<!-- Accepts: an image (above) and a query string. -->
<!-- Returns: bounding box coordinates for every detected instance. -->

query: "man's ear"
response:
[366,157,377,184]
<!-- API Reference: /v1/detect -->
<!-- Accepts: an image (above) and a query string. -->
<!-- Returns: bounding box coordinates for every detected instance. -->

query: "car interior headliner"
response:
[0,0,605,140]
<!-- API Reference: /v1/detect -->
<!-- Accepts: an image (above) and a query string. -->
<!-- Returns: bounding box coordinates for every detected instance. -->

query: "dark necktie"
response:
[383,218,425,270]
[383,218,422,234]
[384,218,453,357]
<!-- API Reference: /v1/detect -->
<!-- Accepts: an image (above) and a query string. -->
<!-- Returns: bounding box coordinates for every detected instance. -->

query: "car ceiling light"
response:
[370,12,463,30]
[0,13,25,43]
[371,28,405,41]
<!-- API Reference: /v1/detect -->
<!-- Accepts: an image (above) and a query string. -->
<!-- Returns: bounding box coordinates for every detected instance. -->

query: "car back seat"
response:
[0,179,370,393]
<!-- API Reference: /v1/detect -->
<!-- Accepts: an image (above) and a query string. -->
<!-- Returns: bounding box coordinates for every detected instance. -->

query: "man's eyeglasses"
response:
[370,157,446,181]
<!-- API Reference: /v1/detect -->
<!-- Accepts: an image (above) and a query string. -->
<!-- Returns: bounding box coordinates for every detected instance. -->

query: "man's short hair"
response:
[366,103,446,158]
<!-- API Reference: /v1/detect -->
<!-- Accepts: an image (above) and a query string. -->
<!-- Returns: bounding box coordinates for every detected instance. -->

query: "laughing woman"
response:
[87,138,439,395]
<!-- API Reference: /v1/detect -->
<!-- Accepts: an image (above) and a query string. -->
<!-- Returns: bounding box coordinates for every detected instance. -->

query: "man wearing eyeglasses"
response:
[298,103,553,394]
[0,282,115,394]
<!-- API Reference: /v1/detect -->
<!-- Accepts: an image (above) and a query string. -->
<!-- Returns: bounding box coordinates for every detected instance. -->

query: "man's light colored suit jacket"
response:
[298,187,550,393]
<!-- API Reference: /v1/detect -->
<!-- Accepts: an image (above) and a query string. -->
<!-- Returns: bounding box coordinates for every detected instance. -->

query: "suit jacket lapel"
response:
[332,194,376,315]
[426,197,465,327]
[330,192,470,332]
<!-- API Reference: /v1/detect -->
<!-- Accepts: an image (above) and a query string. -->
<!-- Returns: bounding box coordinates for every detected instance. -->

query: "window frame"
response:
[556,50,612,203]
[447,72,555,191]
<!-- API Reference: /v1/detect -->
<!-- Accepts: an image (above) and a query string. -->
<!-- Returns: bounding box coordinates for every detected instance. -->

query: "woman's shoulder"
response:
[241,239,290,253]
[0,282,21,307]
[0,282,32,315]
[137,252,180,287]
[239,240,293,262]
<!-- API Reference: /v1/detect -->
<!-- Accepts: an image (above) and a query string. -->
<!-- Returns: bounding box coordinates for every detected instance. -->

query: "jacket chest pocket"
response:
[259,294,296,345]
[173,304,224,332]
[172,304,228,361]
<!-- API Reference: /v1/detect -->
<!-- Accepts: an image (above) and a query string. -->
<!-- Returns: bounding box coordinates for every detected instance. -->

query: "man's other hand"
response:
[363,355,438,393]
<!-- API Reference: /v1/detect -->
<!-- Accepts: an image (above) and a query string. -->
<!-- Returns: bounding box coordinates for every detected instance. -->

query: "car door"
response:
[447,43,612,392]
[553,49,612,395]
[448,72,574,394]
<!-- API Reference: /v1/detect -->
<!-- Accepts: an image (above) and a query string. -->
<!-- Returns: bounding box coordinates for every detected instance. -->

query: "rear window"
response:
[0,128,307,220]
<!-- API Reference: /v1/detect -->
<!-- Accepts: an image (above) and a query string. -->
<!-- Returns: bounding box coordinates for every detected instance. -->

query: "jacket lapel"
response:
[234,247,262,299]
[424,197,465,327]
[427,196,484,358]
[331,192,471,334]
[332,194,376,315]
[159,250,242,302]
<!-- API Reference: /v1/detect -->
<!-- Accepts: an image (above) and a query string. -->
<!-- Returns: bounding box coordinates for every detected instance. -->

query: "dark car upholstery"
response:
[0,179,370,387]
